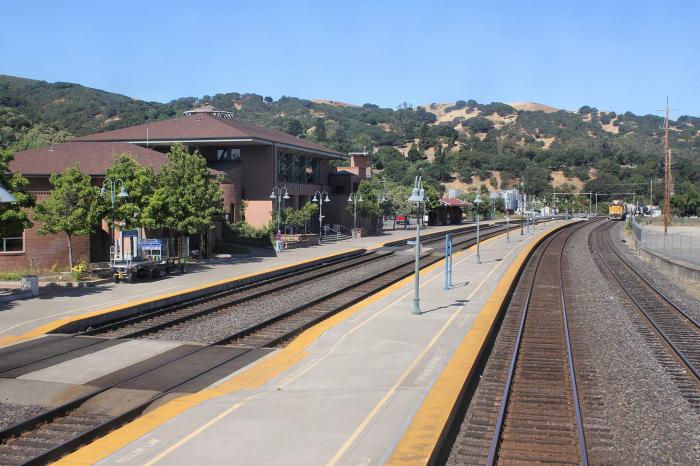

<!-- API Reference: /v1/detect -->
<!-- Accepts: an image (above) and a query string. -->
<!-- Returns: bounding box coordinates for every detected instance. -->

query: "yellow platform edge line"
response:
[55,233,474,466]
[386,222,570,466]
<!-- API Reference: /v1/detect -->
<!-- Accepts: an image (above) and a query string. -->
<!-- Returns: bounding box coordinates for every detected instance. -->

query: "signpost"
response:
[444,233,453,290]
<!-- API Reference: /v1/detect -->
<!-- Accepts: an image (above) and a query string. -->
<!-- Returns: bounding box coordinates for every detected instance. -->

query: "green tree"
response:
[33,165,101,269]
[102,154,156,230]
[0,149,34,239]
[143,144,224,256]
[285,119,304,137]
[314,118,327,142]
[345,180,383,222]
[407,143,423,162]
[283,202,319,232]
[385,185,412,229]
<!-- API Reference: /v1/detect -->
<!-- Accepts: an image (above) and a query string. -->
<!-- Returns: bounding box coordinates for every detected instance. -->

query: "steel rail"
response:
[591,221,700,380]
[486,220,590,465]
[600,221,700,330]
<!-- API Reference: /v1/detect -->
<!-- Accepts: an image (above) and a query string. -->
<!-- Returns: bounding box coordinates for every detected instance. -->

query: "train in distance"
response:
[608,199,627,220]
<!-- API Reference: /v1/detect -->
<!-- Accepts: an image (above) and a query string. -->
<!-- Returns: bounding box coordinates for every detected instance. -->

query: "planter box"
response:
[282,234,321,249]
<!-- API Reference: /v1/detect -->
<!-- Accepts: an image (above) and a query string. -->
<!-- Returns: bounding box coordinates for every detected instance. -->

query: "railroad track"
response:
[82,223,512,342]
[589,221,700,404]
[444,220,591,465]
[0,222,518,464]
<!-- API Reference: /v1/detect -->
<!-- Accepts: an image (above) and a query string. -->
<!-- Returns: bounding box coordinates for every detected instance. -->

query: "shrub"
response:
[71,260,88,281]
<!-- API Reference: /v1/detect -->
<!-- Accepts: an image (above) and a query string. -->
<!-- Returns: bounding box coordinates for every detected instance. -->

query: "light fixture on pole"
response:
[347,191,363,229]
[408,176,425,315]
[474,193,483,264]
[506,213,510,243]
[269,186,290,234]
[312,190,331,237]
[100,179,128,264]
[520,184,524,236]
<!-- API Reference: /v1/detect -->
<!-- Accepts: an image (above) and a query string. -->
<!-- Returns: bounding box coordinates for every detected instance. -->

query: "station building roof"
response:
[75,113,347,159]
[9,141,229,181]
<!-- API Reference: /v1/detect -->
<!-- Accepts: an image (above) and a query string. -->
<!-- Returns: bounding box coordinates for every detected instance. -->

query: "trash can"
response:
[21,275,39,297]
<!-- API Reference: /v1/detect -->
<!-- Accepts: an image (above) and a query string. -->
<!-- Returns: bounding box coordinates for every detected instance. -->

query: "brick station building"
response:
[2,107,363,271]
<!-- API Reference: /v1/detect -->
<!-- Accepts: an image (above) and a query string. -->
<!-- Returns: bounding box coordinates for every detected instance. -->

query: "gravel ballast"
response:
[565,221,699,464]
[147,254,411,344]
[614,222,700,322]
[0,403,45,430]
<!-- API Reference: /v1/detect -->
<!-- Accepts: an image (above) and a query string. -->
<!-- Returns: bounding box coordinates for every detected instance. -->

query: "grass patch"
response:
[0,271,24,281]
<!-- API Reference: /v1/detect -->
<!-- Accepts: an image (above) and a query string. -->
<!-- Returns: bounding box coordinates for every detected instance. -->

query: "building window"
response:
[216,148,241,161]
[229,203,236,222]
[278,151,320,184]
[1,230,24,252]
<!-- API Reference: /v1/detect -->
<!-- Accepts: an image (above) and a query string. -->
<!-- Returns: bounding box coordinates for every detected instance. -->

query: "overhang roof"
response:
[75,114,347,159]
[440,197,468,207]
[9,142,169,176]
[10,141,232,182]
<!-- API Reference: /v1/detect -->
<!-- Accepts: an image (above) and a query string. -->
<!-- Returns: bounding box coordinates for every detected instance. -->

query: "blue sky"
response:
[2,0,700,116]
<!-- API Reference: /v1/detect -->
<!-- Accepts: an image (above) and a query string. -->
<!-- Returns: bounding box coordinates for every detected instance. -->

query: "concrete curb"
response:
[630,235,700,282]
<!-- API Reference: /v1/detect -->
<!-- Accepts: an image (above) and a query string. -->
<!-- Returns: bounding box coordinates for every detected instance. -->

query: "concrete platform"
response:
[18,340,183,385]
[0,224,473,348]
[56,221,569,466]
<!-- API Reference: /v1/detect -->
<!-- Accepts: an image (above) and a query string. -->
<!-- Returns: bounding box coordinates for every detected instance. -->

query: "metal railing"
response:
[632,216,700,266]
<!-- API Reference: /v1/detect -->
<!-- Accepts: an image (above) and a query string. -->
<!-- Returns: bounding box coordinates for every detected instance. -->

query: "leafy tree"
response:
[283,202,318,232]
[385,185,412,229]
[462,117,494,133]
[0,149,34,239]
[345,180,383,223]
[314,118,327,142]
[102,154,156,230]
[407,143,423,162]
[284,119,304,137]
[522,166,552,196]
[33,165,101,269]
[264,96,273,103]
[142,144,223,256]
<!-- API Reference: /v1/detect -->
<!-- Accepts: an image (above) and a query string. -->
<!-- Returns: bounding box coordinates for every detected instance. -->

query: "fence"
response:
[631,216,700,266]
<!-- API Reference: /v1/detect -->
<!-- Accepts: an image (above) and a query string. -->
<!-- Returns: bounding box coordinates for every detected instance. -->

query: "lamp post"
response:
[312,190,331,237]
[100,179,128,263]
[474,193,483,264]
[347,191,363,229]
[520,184,524,236]
[506,213,510,243]
[408,176,426,315]
[269,186,290,234]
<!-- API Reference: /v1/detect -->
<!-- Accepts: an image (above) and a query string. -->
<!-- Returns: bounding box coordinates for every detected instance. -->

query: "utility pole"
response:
[663,97,672,235]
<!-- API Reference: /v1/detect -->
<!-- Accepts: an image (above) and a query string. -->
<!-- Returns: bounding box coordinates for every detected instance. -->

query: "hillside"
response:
[1,74,699,208]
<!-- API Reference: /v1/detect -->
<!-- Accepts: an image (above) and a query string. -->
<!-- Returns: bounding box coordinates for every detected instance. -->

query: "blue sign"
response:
[122,229,139,238]
[141,239,163,250]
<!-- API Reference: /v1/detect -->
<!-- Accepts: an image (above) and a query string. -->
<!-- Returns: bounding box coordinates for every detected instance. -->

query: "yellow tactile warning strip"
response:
[386,223,571,465]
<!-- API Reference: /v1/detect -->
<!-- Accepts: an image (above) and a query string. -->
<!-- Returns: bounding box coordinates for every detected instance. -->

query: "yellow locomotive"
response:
[608,199,626,220]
